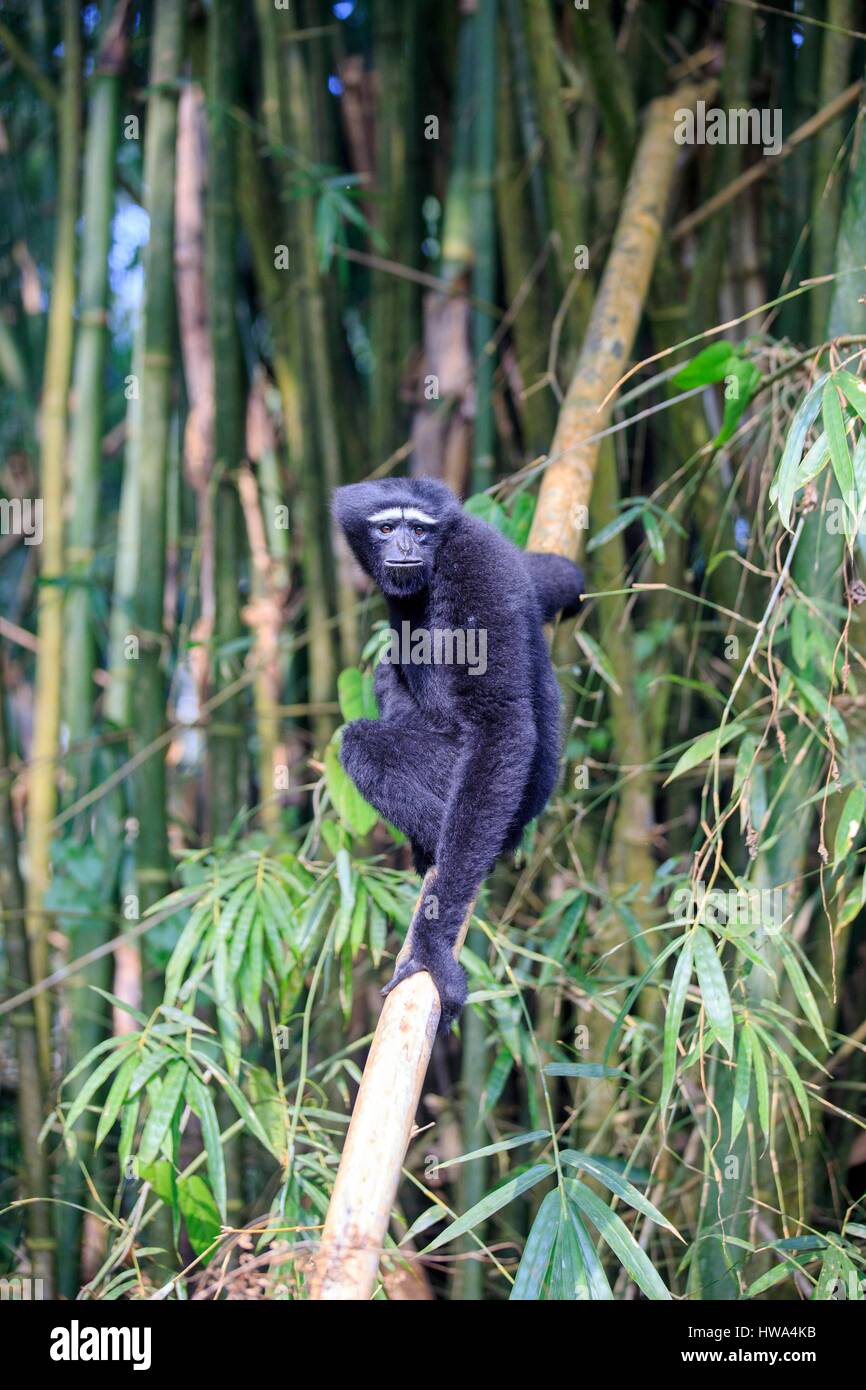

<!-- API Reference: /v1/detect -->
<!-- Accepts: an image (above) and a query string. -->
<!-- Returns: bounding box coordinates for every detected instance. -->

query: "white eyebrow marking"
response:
[366,506,439,525]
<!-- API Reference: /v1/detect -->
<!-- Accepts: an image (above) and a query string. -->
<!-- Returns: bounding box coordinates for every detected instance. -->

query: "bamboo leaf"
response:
[747,1023,770,1141]
[665,722,746,785]
[750,1020,812,1130]
[510,1189,561,1300]
[138,1061,188,1167]
[337,667,371,722]
[693,926,734,1057]
[349,881,368,954]
[423,1164,554,1252]
[63,1040,138,1133]
[731,1025,753,1143]
[118,1097,140,1173]
[661,933,694,1111]
[772,374,827,528]
[672,342,736,388]
[543,1063,625,1079]
[586,505,644,553]
[574,630,622,695]
[566,1179,672,1300]
[432,1130,550,1171]
[127,1047,174,1099]
[744,1262,798,1297]
[204,1057,279,1157]
[559,1151,681,1238]
[186,1072,227,1223]
[568,1206,615,1300]
[95,1051,139,1151]
[777,939,829,1050]
[178,1174,221,1261]
[549,1211,589,1301]
[164,903,213,1006]
[833,785,866,869]
[823,378,856,520]
[227,888,259,978]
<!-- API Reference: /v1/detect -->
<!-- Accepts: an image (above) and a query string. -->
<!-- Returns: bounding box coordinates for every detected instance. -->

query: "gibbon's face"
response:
[364,503,440,596]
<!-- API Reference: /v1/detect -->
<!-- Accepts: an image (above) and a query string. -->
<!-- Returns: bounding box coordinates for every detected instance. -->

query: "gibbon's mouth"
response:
[385,559,424,567]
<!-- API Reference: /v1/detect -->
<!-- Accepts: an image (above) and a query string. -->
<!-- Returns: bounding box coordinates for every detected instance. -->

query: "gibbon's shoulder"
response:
[435,511,534,615]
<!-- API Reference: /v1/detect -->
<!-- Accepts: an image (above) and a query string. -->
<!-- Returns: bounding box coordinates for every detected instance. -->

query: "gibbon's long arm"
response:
[372,659,419,723]
[522,551,584,623]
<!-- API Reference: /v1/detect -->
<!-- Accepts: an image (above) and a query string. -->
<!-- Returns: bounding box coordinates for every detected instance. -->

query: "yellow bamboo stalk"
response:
[26,0,81,1078]
[528,85,702,559]
[310,875,473,1300]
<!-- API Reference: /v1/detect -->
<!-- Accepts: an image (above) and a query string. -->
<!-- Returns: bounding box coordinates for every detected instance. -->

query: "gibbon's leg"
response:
[384,702,537,1031]
[340,720,459,861]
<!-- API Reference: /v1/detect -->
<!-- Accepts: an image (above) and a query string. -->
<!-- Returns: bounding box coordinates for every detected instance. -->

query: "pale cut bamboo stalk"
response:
[310,874,474,1300]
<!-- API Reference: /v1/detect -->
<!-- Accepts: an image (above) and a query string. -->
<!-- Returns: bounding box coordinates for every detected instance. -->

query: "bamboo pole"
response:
[131,0,184,1003]
[470,0,497,493]
[206,0,243,840]
[310,876,474,1300]
[0,655,55,1295]
[65,1,127,754]
[810,0,856,342]
[25,0,80,1081]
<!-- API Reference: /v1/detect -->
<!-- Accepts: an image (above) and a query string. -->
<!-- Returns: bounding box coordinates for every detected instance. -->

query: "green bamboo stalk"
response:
[56,5,129,1297]
[130,0,184,1006]
[810,1,855,343]
[686,0,752,333]
[440,7,477,279]
[206,0,243,844]
[65,1,126,760]
[0,659,55,1295]
[206,0,245,1233]
[454,929,487,1301]
[495,29,556,458]
[576,0,636,185]
[237,119,334,752]
[0,17,58,109]
[104,331,142,730]
[503,0,549,250]
[522,0,581,293]
[25,0,81,1082]
[252,2,343,739]
[279,14,358,670]
[370,0,417,465]
[470,0,498,493]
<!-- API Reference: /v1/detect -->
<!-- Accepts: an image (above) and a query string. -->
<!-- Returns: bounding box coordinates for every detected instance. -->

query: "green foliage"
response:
[771,365,866,539]
[672,341,761,444]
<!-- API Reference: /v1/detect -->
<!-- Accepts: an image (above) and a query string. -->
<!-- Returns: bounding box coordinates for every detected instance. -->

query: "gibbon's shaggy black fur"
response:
[332,477,583,1030]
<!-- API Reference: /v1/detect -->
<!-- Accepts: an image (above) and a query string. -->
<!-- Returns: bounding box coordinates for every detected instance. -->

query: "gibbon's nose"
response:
[383,524,423,566]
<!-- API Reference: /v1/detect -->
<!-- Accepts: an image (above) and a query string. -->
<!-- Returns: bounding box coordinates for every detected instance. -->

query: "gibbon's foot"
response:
[381,945,468,1034]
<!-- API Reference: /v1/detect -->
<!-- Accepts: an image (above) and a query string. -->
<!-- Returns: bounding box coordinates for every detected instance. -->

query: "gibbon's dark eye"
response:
[380,524,393,535]
[413,526,425,538]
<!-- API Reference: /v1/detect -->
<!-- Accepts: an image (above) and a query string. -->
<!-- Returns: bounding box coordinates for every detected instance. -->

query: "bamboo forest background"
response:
[1,0,866,1304]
